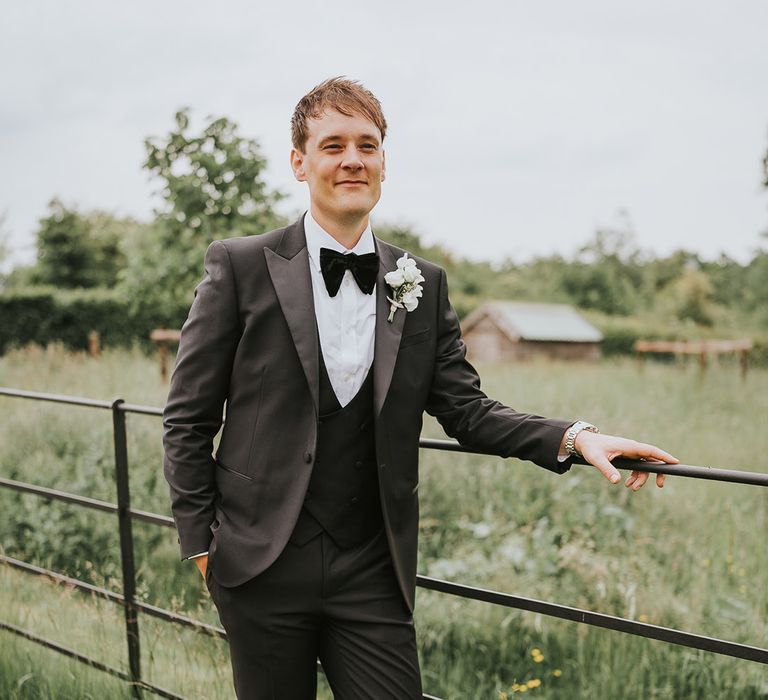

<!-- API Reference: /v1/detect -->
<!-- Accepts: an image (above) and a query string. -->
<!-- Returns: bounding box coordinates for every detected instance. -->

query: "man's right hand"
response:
[193,554,208,579]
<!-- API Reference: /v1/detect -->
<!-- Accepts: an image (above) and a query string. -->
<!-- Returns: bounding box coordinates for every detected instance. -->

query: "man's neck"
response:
[310,207,370,250]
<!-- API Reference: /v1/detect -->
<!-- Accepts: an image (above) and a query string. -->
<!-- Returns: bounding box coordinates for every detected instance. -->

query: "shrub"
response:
[0,287,185,354]
[0,287,58,352]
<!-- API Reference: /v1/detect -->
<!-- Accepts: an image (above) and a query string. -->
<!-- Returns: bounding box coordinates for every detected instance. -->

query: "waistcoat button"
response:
[304,451,312,463]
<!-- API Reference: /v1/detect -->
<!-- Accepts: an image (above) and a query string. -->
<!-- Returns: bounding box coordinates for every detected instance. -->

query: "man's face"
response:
[290,109,385,227]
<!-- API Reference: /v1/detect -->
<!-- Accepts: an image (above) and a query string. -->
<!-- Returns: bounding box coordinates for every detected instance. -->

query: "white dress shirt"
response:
[304,211,377,407]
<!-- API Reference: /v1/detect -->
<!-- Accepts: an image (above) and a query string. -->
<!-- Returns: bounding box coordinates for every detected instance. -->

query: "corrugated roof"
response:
[464,301,603,343]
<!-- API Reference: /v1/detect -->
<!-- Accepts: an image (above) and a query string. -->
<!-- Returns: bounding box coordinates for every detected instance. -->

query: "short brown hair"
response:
[291,77,387,152]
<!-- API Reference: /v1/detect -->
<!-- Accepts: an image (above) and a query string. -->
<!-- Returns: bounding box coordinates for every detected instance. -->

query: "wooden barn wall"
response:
[463,322,601,363]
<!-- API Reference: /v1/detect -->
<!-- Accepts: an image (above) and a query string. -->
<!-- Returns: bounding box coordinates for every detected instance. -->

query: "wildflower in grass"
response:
[498,692,508,699]
[531,648,542,657]
[552,669,562,677]
[638,614,649,622]
[527,678,541,688]
[533,653,544,663]
[518,686,528,693]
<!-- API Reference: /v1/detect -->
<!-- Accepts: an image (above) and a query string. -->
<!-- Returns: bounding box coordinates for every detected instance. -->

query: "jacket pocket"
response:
[399,328,432,349]
[218,366,265,478]
[215,461,253,481]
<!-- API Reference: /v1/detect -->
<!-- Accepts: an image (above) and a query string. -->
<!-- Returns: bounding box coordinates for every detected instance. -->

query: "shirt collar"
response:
[304,211,376,272]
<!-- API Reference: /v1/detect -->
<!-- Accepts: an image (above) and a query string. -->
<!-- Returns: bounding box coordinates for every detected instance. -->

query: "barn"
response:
[460,301,603,363]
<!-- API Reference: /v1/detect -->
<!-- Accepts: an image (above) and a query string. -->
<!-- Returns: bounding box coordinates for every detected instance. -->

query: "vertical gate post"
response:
[112,398,143,698]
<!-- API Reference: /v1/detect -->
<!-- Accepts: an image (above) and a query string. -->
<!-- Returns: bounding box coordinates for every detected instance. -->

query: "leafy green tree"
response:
[743,244,768,325]
[491,254,567,305]
[542,228,644,315]
[643,250,701,296]
[87,211,138,286]
[658,266,716,326]
[700,254,747,309]
[145,109,285,241]
[35,200,95,288]
[120,109,287,324]
[750,135,768,324]
[31,199,132,289]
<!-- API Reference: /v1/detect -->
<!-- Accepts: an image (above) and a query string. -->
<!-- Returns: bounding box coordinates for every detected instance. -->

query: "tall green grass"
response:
[0,346,766,698]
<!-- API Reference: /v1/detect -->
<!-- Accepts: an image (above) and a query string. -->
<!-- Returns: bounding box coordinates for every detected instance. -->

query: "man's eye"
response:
[324,144,342,150]
[361,143,377,151]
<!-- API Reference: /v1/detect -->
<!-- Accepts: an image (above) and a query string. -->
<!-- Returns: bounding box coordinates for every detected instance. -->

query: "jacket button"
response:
[304,452,312,463]
[354,460,363,469]
[350,496,359,505]
[379,463,386,470]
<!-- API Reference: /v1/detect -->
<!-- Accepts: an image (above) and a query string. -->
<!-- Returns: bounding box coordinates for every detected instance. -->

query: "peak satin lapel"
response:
[265,240,319,417]
[374,241,406,416]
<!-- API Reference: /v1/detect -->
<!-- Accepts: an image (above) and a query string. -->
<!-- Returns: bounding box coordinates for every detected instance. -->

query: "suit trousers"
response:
[206,527,422,699]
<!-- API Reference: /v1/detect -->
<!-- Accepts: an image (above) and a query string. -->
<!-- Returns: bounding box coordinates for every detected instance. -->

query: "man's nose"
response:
[340,144,363,169]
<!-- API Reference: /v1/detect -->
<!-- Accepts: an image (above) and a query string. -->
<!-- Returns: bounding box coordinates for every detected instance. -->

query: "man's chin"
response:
[331,198,379,220]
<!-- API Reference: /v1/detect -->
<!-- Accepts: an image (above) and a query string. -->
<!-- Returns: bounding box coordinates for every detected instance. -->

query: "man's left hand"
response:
[574,431,679,490]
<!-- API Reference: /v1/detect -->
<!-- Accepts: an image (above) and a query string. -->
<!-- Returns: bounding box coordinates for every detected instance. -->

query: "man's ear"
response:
[290,148,306,181]
[381,150,386,182]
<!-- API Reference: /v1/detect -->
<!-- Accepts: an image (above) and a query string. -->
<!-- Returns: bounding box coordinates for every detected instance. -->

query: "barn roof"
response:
[462,301,603,343]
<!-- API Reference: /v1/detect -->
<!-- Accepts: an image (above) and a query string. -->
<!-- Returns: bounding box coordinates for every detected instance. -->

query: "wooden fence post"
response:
[149,329,182,381]
[88,331,101,358]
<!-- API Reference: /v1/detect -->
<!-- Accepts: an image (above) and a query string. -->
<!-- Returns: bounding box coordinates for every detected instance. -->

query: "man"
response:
[163,77,677,699]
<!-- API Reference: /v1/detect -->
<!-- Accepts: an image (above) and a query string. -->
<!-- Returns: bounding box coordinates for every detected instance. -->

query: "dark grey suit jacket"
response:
[163,218,572,611]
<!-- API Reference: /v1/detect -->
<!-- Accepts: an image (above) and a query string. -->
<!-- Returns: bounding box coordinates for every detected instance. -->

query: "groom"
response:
[163,77,676,699]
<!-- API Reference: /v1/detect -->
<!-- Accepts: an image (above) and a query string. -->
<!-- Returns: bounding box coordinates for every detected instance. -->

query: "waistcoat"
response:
[289,353,383,548]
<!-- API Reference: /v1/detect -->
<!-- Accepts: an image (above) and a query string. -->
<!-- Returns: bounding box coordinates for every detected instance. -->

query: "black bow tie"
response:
[319,248,379,297]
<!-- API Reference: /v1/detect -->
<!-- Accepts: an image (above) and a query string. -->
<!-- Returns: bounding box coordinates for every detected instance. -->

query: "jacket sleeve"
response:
[425,268,572,473]
[163,241,241,558]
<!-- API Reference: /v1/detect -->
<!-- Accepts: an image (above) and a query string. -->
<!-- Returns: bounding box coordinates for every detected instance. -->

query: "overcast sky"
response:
[2,0,767,269]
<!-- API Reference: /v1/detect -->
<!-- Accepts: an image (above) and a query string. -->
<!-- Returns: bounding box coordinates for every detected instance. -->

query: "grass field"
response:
[0,345,766,698]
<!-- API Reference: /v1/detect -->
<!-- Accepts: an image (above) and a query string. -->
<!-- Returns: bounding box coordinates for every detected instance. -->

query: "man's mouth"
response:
[336,180,367,187]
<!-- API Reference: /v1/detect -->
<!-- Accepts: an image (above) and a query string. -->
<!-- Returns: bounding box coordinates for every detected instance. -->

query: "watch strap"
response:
[565,421,599,457]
